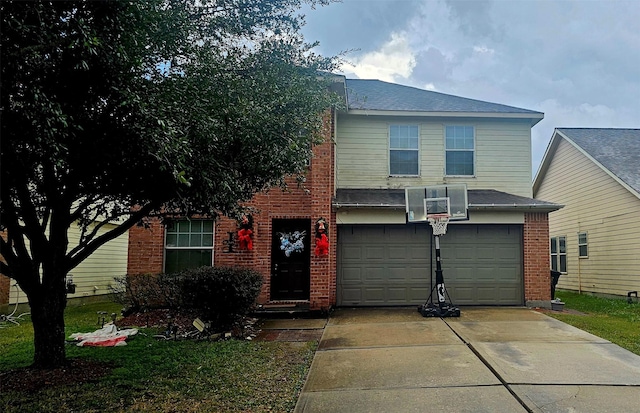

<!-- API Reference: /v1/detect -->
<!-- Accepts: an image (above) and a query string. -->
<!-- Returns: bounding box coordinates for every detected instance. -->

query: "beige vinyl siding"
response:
[336,115,532,197]
[10,222,129,304]
[536,138,640,296]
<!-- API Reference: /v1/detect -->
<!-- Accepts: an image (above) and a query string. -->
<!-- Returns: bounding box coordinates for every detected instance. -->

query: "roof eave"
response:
[333,203,564,213]
[346,109,544,125]
[469,204,564,213]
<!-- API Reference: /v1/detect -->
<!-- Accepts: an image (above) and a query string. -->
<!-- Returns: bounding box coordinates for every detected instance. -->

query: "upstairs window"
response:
[550,236,567,273]
[578,232,588,258]
[389,125,419,176]
[165,219,214,274]
[445,126,475,176]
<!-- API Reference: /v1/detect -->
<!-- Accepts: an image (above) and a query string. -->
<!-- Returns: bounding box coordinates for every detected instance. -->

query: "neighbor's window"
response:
[389,125,419,176]
[550,236,567,273]
[578,232,588,258]
[164,219,214,274]
[445,126,475,176]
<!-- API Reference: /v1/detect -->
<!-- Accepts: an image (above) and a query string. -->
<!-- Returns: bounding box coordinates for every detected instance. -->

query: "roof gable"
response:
[344,79,543,124]
[534,128,640,198]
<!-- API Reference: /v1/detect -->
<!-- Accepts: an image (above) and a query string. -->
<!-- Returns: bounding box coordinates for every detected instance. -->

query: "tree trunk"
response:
[29,281,68,369]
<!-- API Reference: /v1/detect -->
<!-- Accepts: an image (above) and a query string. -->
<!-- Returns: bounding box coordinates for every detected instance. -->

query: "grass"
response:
[548,290,640,356]
[1,301,316,413]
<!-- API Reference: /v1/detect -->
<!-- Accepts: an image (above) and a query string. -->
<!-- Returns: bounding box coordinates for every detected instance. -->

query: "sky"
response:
[299,0,640,177]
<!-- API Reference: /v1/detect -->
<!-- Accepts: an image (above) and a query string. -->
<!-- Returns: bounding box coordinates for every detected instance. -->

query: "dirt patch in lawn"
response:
[0,358,114,394]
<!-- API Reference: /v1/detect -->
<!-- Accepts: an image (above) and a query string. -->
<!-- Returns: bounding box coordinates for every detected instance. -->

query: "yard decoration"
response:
[237,214,253,251]
[314,217,329,257]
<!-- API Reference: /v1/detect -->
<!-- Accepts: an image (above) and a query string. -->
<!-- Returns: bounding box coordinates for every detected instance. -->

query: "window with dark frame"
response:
[389,124,419,176]
[550,236,567,273]
[164,219,214,274]
[578,232,588,258]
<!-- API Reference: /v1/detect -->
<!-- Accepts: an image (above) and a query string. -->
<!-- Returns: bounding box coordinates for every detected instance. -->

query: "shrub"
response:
[113,267,263,329]
[175,266,263,329]
[111,274,162,312]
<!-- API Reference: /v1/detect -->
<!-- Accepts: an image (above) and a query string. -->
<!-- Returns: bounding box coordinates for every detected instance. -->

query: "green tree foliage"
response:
[0,0,341,368]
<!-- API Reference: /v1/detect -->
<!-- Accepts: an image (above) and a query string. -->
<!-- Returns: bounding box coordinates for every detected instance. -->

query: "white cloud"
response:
[341,32,416,82]
[473,45,495,55]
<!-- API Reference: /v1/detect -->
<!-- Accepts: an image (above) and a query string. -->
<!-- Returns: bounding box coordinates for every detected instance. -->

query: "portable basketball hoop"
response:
[427,213,450,236]
[405,185,467,318]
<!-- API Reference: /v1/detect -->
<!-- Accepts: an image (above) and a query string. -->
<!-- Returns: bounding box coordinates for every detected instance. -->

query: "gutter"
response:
[469,203,564,212]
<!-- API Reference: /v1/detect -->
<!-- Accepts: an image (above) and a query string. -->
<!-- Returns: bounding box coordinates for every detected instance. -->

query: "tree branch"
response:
[67,202,158,270]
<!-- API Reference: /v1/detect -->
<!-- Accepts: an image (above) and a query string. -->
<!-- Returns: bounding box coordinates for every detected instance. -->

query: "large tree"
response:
[1,0,340,368]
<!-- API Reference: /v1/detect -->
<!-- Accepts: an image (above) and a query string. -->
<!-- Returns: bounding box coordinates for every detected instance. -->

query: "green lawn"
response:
[1,301,316,413]
[4,292,639,412]
[549,290,640,356]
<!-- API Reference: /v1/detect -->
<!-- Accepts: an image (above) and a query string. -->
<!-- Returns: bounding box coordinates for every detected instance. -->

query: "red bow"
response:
[238,228,253,251]
[314,233,329,256]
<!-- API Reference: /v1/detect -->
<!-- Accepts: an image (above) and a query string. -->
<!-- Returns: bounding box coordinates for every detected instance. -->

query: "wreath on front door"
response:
[279,231,306,257]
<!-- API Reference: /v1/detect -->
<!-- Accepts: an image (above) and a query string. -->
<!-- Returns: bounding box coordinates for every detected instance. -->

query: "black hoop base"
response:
[418,302,460,318]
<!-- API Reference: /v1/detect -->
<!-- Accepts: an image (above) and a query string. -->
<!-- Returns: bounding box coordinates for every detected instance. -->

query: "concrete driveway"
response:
[294,307,640,413]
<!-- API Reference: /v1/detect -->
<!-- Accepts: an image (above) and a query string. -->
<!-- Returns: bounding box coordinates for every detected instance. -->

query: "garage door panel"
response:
[388,246,408,259]
[341,267,363,283]
[363,267,386,281]
[365,246,385,259]
[337,224,523,306]
[342,246,363,261]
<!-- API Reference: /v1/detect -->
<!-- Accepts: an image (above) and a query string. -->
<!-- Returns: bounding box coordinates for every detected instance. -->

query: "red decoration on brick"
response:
[314,218,329,257]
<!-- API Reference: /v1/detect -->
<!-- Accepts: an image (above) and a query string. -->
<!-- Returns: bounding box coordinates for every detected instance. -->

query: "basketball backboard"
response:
[405,184,468,223]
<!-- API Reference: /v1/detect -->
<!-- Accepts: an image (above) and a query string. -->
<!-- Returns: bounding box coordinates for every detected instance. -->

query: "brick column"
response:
[523,212,551,307]
[127,219,165,275]
[308,111,336,311]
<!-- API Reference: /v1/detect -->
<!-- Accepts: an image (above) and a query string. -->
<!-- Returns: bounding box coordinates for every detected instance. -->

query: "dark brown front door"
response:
[271,219,311,300]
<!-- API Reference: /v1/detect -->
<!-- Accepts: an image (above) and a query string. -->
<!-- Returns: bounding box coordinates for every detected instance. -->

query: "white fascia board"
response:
[347,109,544,125]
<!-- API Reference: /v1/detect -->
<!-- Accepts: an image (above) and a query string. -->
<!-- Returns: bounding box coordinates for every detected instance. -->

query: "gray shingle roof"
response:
[557,128,640,194]
[345,79,543,116]
[334,189,562,212]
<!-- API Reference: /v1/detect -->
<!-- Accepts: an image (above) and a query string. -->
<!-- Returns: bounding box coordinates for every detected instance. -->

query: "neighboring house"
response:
[128,77,561,311]
[533,128,640,298]
[1,223,129,308]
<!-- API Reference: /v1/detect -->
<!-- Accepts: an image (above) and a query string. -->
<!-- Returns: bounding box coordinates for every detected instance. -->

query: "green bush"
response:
[114,267,263,329]
[175,266,263,328]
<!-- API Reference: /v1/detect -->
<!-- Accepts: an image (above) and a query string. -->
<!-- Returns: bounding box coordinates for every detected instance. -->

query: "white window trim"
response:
[578,231,588,258]
[163,219,215,272]
[388,124,420,177]
[444,125,476,177]
[550,235,567,273]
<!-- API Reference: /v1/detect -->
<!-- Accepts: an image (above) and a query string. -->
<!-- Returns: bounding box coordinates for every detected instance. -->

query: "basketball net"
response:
[427,214,450,236]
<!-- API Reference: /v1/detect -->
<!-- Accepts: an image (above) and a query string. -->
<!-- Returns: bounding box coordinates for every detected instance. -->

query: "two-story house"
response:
[127,77,561,311]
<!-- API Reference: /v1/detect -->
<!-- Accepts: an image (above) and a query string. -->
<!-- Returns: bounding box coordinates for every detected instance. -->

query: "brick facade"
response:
[0,275,9,306]
[523,212,552,305]
[127,114,336,311]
